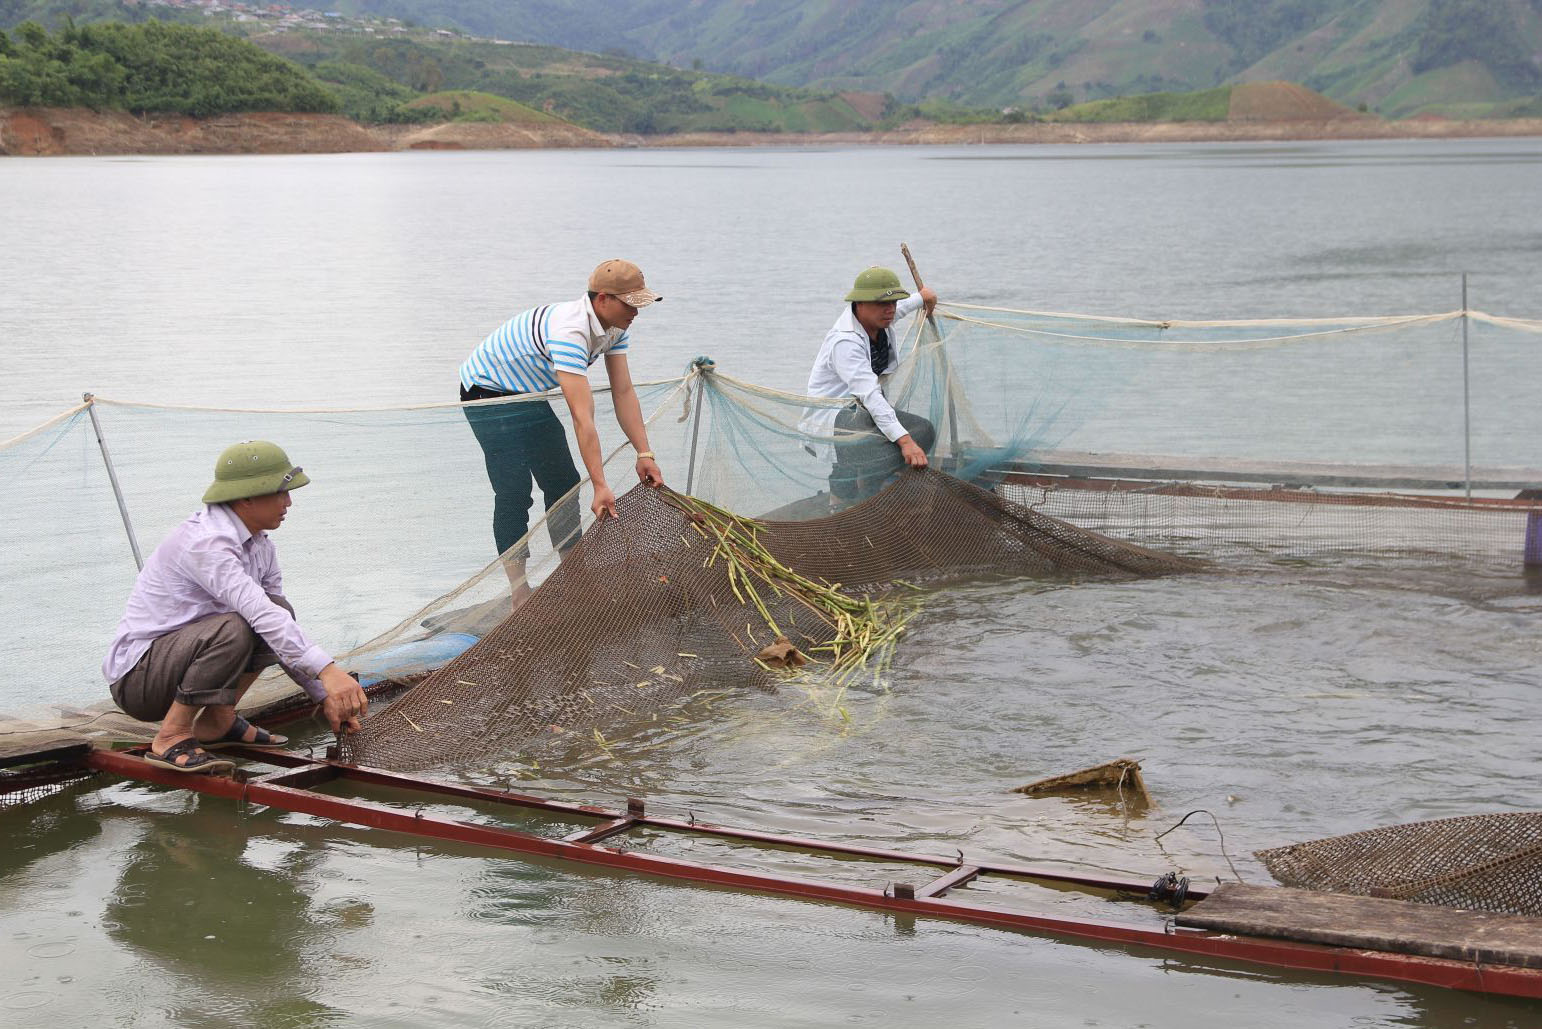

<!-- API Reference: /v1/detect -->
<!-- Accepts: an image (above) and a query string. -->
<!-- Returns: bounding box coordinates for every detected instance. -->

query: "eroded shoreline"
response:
[4,106,1542,156]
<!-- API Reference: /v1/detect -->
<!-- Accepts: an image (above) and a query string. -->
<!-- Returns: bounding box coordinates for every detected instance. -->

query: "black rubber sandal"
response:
[204,715,288,750]
[144,737,236,775]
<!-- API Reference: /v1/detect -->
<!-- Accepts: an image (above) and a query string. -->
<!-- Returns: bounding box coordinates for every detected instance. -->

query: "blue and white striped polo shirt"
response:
[460,295,630,395]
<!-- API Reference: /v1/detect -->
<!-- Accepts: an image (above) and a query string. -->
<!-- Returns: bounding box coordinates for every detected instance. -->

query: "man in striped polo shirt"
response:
[460,259,664,605]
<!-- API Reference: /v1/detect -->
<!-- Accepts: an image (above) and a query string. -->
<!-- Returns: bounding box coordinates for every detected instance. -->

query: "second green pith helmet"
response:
[202,440,310,504]
[844,266,911,303]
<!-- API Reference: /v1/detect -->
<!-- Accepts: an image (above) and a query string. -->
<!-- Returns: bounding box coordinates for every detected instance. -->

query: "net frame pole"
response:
[684,364,707,496]
[1461,274,1472,499]
[84,392,144,571]
[900,243,959,460]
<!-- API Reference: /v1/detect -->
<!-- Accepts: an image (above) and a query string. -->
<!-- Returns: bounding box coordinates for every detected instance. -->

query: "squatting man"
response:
[805,265,940,503]
[102,441,369,774]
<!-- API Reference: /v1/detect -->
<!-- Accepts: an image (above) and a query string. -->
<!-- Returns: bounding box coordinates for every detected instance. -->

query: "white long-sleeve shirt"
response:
[802,294,926,458]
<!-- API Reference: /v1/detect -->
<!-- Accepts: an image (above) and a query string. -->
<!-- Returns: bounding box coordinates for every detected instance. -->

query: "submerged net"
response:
[1000,480,1542,573]
[1257,812,1542,917]
[0,763,99,811]
[340,471,1200,772]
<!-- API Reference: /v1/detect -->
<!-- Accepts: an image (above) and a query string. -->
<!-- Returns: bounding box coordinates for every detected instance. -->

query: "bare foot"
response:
[510,580,534,614]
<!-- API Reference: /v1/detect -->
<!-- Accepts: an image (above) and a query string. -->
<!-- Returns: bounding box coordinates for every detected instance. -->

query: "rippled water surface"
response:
[4,142,1542,1026]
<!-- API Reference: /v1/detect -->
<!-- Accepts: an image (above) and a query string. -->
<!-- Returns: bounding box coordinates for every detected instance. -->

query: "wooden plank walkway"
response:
[1178,883,1542,970]
[0,727,93,769]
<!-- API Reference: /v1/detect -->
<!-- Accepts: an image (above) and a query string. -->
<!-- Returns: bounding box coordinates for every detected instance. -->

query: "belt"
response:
[460,384,515,402]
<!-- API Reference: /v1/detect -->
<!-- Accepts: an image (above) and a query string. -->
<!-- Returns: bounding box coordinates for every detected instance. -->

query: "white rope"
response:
[1469,310,1542,335]
[0,402,91,451]
[84,374,691,415]
[939,310,1460,351]
[941,300,1467,329]
[708,371,850,408]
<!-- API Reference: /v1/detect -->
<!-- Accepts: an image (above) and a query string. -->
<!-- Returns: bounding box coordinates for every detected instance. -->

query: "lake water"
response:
[3,141,1542,1027]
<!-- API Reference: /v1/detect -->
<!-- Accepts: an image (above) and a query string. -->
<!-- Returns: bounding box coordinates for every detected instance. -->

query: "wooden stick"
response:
[900,243,941,336]
[899,242,959,458]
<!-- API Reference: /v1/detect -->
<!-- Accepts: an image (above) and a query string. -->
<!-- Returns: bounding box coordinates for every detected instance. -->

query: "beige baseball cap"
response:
[588,259,663,307]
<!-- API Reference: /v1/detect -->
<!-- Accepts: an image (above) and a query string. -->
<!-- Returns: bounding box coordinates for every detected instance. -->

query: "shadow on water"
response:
[0,786,103,881]
[98,799,338,1025]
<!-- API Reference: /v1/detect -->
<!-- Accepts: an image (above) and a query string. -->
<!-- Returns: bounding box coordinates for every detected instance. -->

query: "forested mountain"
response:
[313,0,1542,117]
[4,0,1539,121]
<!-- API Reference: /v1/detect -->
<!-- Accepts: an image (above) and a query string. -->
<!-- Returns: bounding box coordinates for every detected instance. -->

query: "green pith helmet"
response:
[202,441,310,504]
[844,266,911,303]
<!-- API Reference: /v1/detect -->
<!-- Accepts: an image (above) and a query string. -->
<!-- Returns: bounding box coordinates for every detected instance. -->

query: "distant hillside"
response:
[6,1,1539,131]
[0,3,898,132]
[256,29,882,133]
[314,0,1542,118]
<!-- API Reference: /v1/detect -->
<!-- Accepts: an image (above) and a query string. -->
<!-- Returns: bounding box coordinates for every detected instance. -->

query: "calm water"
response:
[3,142,1542,1027]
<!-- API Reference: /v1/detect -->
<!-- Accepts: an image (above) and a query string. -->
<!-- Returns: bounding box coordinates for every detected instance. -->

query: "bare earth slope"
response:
[0,108,606,156]
[1228,81,1367,122]
[0,109,387,156]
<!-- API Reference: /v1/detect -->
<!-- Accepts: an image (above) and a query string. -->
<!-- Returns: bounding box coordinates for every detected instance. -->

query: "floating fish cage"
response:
[4,300,1542,997]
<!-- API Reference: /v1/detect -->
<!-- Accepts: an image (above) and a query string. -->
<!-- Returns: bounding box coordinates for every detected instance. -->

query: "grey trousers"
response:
[110,596,294,722]
[829,406,937,501]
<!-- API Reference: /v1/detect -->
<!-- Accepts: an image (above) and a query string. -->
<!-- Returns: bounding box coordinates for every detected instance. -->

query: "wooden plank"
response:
[564,817,637,845]
[1177,883,1542,970]
[914,864,981,899]
[0,729,92,769]
[1013,757,1150,804]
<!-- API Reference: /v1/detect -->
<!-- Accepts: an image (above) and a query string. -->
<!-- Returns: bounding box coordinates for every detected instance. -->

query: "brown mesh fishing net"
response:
[341,471,1201,771]
[1257,812,1542,917]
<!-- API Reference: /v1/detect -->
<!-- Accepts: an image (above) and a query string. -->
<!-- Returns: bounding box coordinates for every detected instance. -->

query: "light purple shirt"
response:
[102,503,333,701]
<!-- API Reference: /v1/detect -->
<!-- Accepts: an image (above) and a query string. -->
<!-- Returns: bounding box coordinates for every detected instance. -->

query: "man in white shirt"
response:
[805,266,939,503]
[103,441,368,774]
[460,259,665,606]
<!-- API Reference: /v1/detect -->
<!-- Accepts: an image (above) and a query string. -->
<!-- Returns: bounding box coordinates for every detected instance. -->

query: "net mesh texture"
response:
[1257,812,1542,917]
[0,765,100,811]
[340,472,1199,771]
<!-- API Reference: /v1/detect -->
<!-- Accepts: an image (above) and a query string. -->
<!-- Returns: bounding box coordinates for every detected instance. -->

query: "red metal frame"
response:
[85,747,1542,1000]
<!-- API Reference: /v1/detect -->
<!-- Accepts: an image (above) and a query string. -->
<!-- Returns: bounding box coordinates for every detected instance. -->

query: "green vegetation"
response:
[404,88,558,124]
[310,60,421,122]
[1412,0,1542,92]
[1200,0,1337,71]
[1511,96,1542,117]
[1048,87,1234,124]
[0,10,900,131]
[0,0,189,30]
[910,97,1003,126]
[0,20,337,114]
[261,31,878,133]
